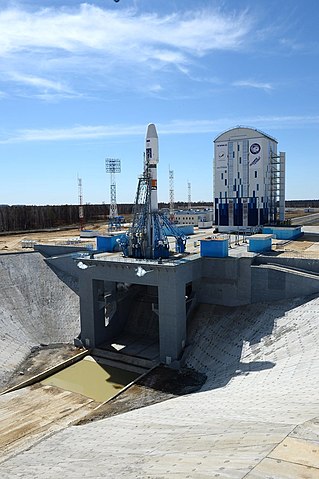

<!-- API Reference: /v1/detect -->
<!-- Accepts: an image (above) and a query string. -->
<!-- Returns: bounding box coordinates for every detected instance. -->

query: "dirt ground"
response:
[0,223,108,253]
[0,347,206,463]
[1,344,85,394]
[76,365,207,425]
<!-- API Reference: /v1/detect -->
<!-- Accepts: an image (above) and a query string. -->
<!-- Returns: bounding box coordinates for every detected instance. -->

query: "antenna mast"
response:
[188,181,192,210]
[169,167,175,221]
[78,177,84,230]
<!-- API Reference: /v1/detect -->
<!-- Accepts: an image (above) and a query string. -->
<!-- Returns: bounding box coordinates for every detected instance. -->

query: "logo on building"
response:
[250,143,261,154]
[250,156,261,166]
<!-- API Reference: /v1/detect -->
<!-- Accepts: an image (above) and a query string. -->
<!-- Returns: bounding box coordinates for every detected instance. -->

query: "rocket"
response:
[145,123,159,212]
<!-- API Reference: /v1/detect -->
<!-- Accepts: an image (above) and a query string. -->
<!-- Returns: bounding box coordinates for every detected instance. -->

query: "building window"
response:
[238,172,240,179]
[239,157,242,164]
[255,171,257,178]
[233,151,235,158]
[257,184,259,191]
[238,144,240,151]
[221,173,223,180]
[225,179,227,186]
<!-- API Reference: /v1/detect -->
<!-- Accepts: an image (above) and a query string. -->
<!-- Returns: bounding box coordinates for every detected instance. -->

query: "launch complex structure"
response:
[33,123,319,369]
[118,124,186,259]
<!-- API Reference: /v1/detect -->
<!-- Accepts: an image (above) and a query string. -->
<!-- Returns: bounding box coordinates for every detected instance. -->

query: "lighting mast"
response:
[105,158,121,223]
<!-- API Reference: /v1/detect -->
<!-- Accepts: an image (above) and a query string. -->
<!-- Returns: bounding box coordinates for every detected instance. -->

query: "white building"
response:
[213,127,285,231]
[174,210,213,228]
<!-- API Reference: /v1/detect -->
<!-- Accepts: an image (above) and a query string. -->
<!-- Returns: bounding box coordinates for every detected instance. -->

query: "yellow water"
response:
[42,356,139,402]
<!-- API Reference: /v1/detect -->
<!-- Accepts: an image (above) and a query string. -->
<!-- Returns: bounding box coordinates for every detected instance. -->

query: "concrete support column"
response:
[79,275,115,348]
[158,278,186,364]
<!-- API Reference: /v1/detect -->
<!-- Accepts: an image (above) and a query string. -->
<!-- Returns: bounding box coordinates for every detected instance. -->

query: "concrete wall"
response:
[34,244,92,258]
[251,264,319,302]
[0,253,80,388]
[198,256,253,306]
[254,255,319,275]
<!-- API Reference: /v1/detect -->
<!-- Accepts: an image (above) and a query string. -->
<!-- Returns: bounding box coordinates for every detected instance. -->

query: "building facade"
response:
[213,127,285,231]
[174,209,213,227]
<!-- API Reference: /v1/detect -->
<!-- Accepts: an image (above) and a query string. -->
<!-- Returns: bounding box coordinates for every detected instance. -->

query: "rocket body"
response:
[145,123,159,212]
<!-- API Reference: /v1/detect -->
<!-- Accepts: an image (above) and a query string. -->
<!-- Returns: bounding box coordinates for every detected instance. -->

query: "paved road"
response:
[291,212,319,225]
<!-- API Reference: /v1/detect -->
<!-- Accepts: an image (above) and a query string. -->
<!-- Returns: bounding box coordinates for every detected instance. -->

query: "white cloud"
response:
[9,73,71,92]
[0,3,253,97]
[0,5,251,57]
[2,115,319,144]
[232,80,274,91]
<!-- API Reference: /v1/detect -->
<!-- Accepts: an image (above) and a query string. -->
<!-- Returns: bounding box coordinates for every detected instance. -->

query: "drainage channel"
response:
[41,355,142,403]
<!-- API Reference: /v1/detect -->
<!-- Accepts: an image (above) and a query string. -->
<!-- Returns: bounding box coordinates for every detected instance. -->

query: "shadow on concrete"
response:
[184,296,315,392]
[45,263,79,295]
[76,364,207,425]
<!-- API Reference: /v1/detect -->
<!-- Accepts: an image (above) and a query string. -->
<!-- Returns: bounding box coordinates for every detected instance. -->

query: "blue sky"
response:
[1,0,318,205]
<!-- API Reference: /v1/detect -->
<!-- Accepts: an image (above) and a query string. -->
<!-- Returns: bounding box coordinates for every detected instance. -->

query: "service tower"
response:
[118,123,186,259]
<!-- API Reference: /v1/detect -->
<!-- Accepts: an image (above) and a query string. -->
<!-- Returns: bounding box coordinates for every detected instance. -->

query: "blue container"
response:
[262,226,302,240]
[96,235,121,252]
[248,234,272,253]
[200,238,228,257]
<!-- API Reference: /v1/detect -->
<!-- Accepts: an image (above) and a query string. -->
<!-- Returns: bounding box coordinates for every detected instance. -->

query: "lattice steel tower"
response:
[105,158,121,219]
[78,177,84,230]
[188,181,192,210]
[169,167,175,221]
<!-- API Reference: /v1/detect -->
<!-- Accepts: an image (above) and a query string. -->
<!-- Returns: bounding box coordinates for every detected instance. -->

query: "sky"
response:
[0,0,319,205]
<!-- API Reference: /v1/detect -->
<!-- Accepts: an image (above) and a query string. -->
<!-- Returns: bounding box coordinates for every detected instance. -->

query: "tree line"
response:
[1,200,313,232]
[0,201,215,232]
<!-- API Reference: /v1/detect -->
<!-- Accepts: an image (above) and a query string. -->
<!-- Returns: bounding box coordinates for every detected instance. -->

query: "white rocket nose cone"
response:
[146,123,158,139]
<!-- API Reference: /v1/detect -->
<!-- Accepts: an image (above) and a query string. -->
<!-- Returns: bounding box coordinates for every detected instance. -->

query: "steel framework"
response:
[105,158,121,220]
[78,177,84,230]
[269,151,285,224]
[169,168,175,221]
[188,181,192,210]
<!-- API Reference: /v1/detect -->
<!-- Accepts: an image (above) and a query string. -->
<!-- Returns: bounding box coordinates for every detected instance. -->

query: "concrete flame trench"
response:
[78,256,201,365]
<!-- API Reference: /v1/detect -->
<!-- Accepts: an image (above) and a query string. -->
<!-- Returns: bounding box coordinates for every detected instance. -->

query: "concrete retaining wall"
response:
[34,244,92,258]
[251,264,319,302]
[254,255,319,275]
[198,256,253,306]
[0,253,80,388]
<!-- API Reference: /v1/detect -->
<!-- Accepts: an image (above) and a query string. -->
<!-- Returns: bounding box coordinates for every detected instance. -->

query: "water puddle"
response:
[42,356,139,402]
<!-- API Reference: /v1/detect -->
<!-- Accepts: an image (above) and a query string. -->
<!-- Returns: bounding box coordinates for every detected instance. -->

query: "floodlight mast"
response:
[105,158,121,219]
